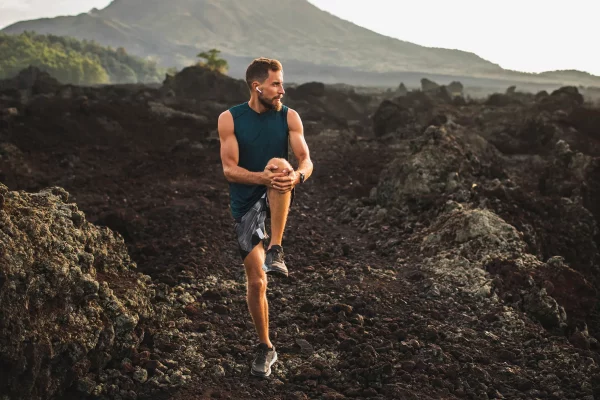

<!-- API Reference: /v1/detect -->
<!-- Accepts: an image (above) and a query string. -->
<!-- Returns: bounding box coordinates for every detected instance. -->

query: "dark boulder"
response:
[0,66,61,96]
[376,126,502,210]
[421,78,440,92]
[161,65,247,103]
[372,99,415,137]
[537,86,584,112]
[292,81,326,98]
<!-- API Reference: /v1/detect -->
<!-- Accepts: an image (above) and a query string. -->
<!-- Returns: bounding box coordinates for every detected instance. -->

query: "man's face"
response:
[256,70,285,111]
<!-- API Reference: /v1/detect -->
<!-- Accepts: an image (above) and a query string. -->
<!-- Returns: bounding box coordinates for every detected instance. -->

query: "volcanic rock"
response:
[291,81,326,98]
[396,83,408,96]
[418,205,595,329]
[160,65,247,103]
[537,86,585,112]
[0,66,61,97]
[1,65,599,399]
[421,78,440,92]
[567,106,600,141]
[0,184,155,399]
[447,81,464,97]
[372,99,416,137]
[376,125,501,211]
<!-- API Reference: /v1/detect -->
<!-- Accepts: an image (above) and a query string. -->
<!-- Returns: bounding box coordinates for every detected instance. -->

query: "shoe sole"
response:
[251,352,278,377]
[263,264,289,277]
[265,267,288,277]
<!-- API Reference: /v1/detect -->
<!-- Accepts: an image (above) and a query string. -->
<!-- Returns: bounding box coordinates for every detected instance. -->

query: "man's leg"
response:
[245,241,278,377]
[244,242,272,347]
[266,157,293,249]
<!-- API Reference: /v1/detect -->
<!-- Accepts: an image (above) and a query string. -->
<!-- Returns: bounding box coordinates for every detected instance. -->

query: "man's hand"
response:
[271,168,297,193]
[262,164,287,186]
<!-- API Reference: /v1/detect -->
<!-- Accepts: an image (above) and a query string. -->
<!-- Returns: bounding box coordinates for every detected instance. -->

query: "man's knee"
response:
[247,277,267,294]
[267,157,292,172]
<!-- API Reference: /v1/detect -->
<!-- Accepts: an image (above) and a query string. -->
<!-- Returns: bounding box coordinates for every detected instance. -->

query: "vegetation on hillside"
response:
[196,49,228,74]
[0,31,167,85]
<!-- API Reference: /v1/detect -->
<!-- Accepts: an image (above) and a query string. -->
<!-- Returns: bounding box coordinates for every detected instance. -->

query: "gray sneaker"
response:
[264,245,288,277]
[251,343,278,377]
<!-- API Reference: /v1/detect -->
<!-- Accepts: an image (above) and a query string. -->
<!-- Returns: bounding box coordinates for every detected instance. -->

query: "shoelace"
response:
[271,247,284,259]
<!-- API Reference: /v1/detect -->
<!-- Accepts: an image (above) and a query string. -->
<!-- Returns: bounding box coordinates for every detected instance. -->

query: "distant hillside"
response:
[2,0,599,87]
[0,0,506,76]
[0,31,166,85]
[537,70,600,83]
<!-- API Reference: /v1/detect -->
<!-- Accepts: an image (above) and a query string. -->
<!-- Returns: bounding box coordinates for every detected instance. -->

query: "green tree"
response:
[81,57,110,84]
[196,48,228,74]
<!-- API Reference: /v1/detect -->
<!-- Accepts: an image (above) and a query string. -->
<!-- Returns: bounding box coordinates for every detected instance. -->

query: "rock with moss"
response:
[0,183,155,400]
[419,204,594,329]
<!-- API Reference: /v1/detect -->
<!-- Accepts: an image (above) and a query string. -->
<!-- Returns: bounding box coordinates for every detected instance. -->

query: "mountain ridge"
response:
[2,0,599,87]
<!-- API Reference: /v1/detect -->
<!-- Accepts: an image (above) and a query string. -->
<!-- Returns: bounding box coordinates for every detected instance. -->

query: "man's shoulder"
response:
[283,105,297,115]
[285,106,301,121]
[229,102,250,118]
[282,105,300,119]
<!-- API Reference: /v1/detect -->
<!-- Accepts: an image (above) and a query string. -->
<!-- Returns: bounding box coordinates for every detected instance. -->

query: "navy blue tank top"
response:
[228,102,289,219]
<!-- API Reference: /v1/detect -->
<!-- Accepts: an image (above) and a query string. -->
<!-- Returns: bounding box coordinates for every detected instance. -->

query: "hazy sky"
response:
[0,0,597,75]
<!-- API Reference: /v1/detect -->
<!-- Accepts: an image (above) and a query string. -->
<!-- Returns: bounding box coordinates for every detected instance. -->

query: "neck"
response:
[248,96,270,114]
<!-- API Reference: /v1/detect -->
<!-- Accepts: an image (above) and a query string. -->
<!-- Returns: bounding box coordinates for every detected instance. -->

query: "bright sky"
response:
[0,0,597,75]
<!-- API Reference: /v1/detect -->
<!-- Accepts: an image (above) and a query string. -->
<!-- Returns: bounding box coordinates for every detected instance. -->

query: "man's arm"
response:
[218,111,280,185]
[288,108,313,185]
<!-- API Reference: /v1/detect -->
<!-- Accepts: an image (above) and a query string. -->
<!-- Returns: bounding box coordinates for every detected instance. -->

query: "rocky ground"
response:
[0,67,599,399]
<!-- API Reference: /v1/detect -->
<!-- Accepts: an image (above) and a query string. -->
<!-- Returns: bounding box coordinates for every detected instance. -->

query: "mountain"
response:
[3,0,599,87]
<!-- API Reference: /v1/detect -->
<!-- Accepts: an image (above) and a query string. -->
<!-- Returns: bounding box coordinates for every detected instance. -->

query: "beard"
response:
[258,92,283,111]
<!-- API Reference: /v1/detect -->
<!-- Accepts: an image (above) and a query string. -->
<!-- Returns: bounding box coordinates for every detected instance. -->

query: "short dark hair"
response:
[245,57,283,89]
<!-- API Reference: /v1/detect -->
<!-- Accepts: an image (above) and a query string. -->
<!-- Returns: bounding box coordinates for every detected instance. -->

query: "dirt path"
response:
[164,133,404,399]
[151,133,598,400]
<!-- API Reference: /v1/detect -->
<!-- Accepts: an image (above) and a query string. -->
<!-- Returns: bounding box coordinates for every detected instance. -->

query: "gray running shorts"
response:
[233,189,294,261]
[234,194,269,260]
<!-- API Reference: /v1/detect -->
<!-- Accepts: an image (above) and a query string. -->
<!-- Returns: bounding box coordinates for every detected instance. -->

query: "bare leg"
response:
[266,158,293,249]
[263,291,269,337]
[244,241,272,347]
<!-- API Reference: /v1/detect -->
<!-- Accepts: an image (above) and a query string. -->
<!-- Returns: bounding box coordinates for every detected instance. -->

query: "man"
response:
[217,57,313,377]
